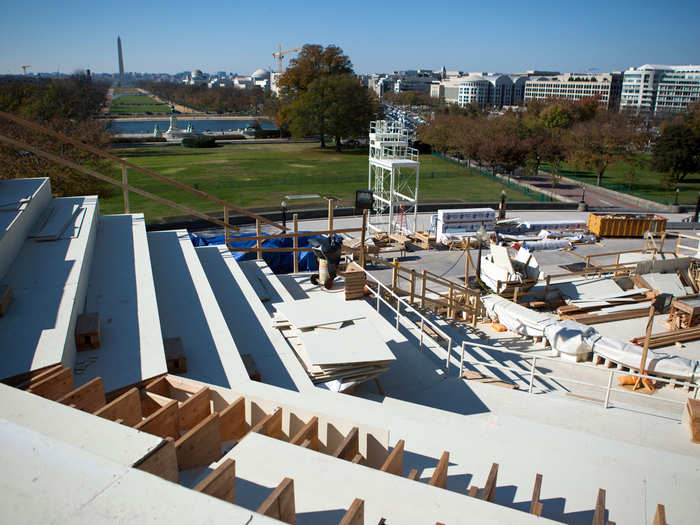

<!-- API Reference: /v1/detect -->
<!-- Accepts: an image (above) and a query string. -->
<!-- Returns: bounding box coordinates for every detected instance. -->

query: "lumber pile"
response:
[682,398,700,443]
[631,325,700,349]
[342,264,367,300]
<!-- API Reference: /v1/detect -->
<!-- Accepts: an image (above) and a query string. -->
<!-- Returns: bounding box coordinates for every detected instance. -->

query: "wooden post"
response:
[420,270,427,309]
[257,477,296,524]
[256,219,262,260]
[513,287,519,305]
[224,207,230,249]
[448,283,455,318]
[585,255,591,269]
[328,198,334,236]
[634,303,656,392]
[653,504,666,525]
[121,165,129,213]
[391,259,398,293]
[409,269,416,304]
[292,214,299,274]
[472,295,478,327]
[360,209,368,268]
[465,244,471,287]
[675,236,681,256]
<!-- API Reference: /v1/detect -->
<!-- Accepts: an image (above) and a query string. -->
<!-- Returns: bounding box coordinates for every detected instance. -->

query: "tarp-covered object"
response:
[482,294,554,337]
[189,231,323,274]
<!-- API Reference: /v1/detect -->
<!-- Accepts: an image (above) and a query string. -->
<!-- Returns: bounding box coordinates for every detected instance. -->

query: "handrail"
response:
[460,340,698,420]
[0,110,285,230]
[362,268,454,373]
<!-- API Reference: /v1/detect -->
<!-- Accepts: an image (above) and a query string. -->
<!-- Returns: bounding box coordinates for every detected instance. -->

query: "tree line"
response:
[141,82,279,117]
[0,74,114,197]
[420,98,700,188]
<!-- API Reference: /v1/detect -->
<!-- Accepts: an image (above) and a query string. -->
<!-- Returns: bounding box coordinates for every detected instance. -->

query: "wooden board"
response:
[57,377,105,413]
[93,387,142,427]
[462,370,518,389]
[194,458,236,504]
[529,473,543,516]
[332,426,359,461]
[250,408,283,440]
[380,440,404,476]
[135,399,179,439]
[592,488,606,525]
[27,367,74,401]
[339,498,364,525]
[175,412,221,470]
[132,437,179,483]
[428,451,449,489]
[219,396,246,442]
[179,386,211,431]
[289,416,319,451]
[481,463,499,502]
[257,477,296,525]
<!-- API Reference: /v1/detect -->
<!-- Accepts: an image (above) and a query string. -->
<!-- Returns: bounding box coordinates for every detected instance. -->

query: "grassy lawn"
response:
[109,93,170,115]
[100,143,536,221]
[544,155,700,205]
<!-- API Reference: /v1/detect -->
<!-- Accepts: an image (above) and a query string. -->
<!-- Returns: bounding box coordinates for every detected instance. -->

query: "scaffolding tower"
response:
[367,120,420,235]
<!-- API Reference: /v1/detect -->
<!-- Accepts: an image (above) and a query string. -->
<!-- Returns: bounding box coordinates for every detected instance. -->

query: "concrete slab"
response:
[75,214,167,392]
[148,230,248,388]
[0,178,51,280]
[0,196,99,380]
[196,245,313,392]
[274,295,367,329]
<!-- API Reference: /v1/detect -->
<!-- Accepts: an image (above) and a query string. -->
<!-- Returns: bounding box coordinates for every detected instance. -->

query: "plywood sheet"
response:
[298,319,395,366]
[274,295,366,329]
[490,245,515,274]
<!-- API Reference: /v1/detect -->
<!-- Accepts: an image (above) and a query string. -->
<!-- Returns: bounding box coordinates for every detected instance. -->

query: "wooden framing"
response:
[289,416,319,451]
[132,437,179,483]
[407,469,420,480]
[428,451,449,489]
[380,439,404,476]
[332,426,359,461]
[175,413,221,470]
[257,477,296,525]
[179,386,211,431]
[250,408,283,440]
[219,396,246,442]
[93,387,142,426]
[27,367,74,401]
[529,473,543,516]
[339,498,364,525]
[592,488,606,525]
[57,377,105,413]
[194,458,236,504]
[481,463,499,502]
[653,504,667,525]
[5,363,64,389]
[135,399,179,439]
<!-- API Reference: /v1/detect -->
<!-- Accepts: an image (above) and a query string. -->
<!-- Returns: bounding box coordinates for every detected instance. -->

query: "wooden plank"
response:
[194,458,236,504]
[289,416,319,451]
[380,439,404,476]
[481,463,499,502]
[592,488,606,525]
[132,437,178,483]
[653,504,666,525]
[332,426,359,462]
[339,498,364,525]
[407,469,420,481]
[428,451,449,489]
[250,408,283,440]
[27,367,74,401]
[56,377,105,413]
[135,399,179,439]
[179,386,211,431]
[219,396,246,442]
[257,477,296,525]
[468,485,479,498]
[6,364,64,389]
[529,473,543,516]
[175,413,221,470]
[93,387,142,427]
[462,370,519,390]
[144,375,172,396]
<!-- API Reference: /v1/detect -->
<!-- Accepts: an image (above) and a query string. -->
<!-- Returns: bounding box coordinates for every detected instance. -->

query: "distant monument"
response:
[117,36,125,85]
[163,113,195,140]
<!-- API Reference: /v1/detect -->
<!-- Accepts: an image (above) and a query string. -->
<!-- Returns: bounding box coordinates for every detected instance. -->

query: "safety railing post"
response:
[121,165,129,213]
[445,336,452,374]
[292,214,299,273]
[604,369,614,408]
[460,342,465,376]
[528,356,537,394]
[395,299,401,330]
[419,319,424,352]
[256,219,262,260]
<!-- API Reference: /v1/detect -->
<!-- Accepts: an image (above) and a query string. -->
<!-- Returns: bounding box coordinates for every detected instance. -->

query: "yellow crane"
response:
[21,65,31,75]
[272,45,303,75]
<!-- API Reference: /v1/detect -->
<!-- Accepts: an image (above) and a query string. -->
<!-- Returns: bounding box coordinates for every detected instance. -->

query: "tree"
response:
[565,112,642,185]
[651,122,700,183]
[277,44,353,98]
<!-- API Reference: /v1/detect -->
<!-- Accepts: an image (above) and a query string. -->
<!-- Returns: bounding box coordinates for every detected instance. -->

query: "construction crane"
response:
[21,65,31,75]
[272,45,303,75]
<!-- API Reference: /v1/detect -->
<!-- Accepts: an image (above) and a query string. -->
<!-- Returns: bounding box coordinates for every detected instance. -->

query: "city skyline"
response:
[1,0,699,76]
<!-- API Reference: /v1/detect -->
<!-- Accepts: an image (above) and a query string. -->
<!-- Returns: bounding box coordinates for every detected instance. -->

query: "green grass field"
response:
[109,93,170,115]
[100,143,536,221]
[544,155,700,205]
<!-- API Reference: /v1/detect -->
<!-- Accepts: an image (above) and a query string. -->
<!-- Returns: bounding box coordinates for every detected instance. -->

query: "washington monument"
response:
[117,36,124,85]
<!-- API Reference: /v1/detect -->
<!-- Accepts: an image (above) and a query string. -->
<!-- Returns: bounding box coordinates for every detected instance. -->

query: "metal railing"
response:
[362,268,454,373]
[460,340,697,420]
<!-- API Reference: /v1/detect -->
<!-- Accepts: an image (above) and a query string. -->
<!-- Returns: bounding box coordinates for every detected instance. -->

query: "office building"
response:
[620,64,700,114]
[524,72,623,110]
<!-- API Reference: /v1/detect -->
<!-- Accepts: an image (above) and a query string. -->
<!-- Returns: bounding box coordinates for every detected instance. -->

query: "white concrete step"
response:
[196,245,313,392]
[148,230,248,388]
[74,214,167,392]
[0,177,52,280]
[238,259,296,303]
[0,195,99,381]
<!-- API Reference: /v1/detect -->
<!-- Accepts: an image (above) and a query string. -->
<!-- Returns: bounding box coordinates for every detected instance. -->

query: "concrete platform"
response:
[0,177,51,280]
[74,214,167,392]
[148,230,248,388]
[0,196,99,380]
[196,245,313,392]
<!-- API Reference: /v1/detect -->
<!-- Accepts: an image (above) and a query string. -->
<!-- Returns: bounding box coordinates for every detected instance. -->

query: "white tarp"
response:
[482,294,554,337]
[543,320,596,357]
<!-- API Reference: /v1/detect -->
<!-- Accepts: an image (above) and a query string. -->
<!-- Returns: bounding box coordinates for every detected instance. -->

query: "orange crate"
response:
[587,213,667,237]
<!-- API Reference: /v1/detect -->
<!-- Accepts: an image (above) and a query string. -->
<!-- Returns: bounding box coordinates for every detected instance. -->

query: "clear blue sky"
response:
[1,0,699,75]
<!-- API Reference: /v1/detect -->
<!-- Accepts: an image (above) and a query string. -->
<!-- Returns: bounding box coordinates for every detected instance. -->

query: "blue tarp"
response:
[189,231,321,274]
